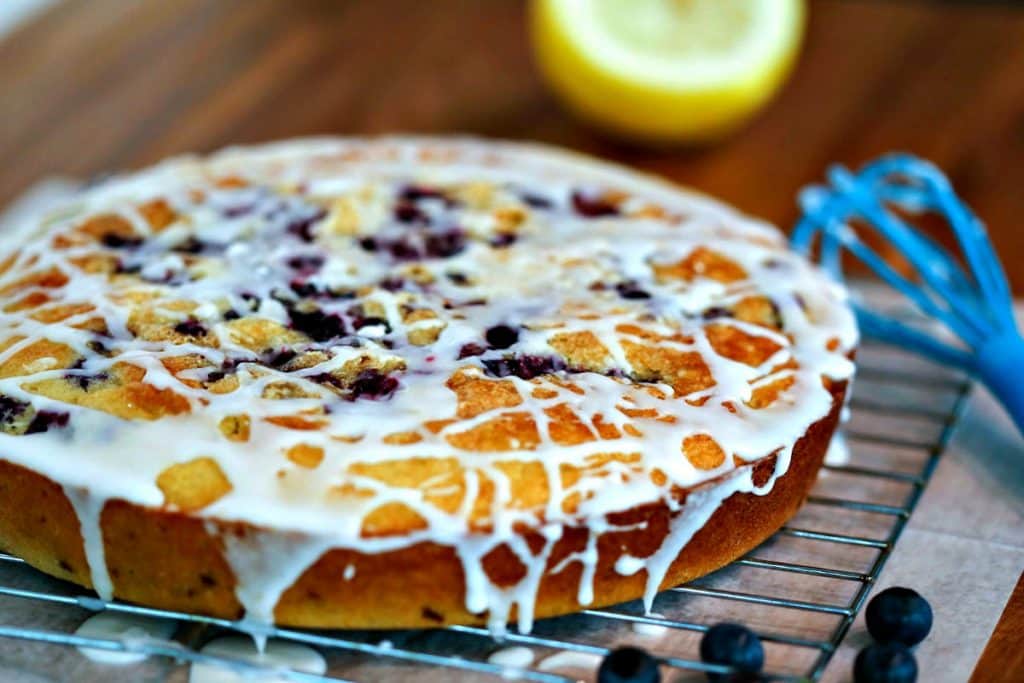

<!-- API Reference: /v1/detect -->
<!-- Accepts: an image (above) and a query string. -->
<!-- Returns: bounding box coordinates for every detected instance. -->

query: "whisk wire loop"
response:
[792,154,1023,435]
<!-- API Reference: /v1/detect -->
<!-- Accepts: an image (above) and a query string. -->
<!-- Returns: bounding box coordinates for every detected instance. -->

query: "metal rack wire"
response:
[0,338,973,682]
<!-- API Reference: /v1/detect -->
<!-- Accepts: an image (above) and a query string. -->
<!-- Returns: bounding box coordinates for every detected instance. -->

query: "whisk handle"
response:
[976,332,1024,436]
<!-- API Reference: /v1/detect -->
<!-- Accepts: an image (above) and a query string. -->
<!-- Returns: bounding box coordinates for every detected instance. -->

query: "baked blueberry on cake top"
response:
[0,138,856,631]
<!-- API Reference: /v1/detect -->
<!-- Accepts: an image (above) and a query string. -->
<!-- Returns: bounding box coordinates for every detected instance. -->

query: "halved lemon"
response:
[529,0,806,144]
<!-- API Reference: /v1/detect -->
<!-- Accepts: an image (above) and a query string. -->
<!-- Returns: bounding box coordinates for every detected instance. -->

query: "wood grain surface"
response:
[971,570,1024,682]
[0,0,1023,292]
[0,1,1022,679]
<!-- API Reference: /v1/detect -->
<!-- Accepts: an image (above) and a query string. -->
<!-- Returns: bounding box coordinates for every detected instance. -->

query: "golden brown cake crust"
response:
[0,380,844,628]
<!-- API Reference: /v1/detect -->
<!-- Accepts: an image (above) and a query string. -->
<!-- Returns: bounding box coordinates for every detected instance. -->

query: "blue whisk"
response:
[791,154,1024,436]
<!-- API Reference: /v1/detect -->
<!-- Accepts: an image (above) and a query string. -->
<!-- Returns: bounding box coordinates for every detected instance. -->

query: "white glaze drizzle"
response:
[824,431,850,467]
[0,138,857,634]
[537,650,604,673]
[74,610,178,665]
[211,524,335,648]
[189,636,326,683]
[614,554,646,576]
[64,486,113,601]
[631,612,669,638]
[487,645,535,668]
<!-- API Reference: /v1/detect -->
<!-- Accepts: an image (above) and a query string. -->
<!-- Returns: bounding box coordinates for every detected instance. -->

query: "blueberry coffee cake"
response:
[0,138,856,631]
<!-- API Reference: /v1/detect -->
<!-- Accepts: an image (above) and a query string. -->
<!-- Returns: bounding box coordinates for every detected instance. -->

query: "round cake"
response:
[0,138,856,632]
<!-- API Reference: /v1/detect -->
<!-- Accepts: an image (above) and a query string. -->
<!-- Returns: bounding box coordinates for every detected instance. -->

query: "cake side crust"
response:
[0,382,844,628]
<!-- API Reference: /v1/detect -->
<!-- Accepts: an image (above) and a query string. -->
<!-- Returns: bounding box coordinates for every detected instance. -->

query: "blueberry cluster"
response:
[677,588,931,682]
[63,357,109,390]
[174,318,208,338]
[854,587,932,683]
[482,354,566,380]
[596,623,768,682]
[214,187,326,243]
[313,368,400,401]
[456,324,571,380]
[357,185,468,261]
[359,229,467,261]
[288,306,348,342]
[0,395,70,435]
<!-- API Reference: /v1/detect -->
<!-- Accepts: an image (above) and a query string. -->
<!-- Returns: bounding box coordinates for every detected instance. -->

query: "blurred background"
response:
[0,0,1022,292]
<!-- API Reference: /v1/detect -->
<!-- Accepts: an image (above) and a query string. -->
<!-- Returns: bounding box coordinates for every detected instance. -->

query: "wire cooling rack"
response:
[0,337,972,682]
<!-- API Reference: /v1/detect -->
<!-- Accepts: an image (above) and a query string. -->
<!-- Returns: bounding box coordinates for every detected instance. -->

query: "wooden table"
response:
[0,1,1021,680]
[2,0,1024,292]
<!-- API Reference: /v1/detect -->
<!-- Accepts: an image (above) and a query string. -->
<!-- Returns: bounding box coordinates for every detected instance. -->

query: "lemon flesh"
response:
[529,0,806,144]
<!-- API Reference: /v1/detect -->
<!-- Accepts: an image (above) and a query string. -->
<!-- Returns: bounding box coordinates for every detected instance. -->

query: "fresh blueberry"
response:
[394,201,428,224]
[484,324,519,349]
[289,279,322,298]
[424,229,466,258]
[285,208,326,242]
[701,306,733,320]
[446,272,469,285]
[519,192,553,209]
[597,646,660,683]
[63,358,108,391]
[489,232,518,248]
[264,348,298,368]
[379,277,405,292]
[854,642,917,683]
[0,394,70,433]
[385,236,421,260]
[223,203,255,219]
[100,232,143,248]
[399,185,447,203]
[25,410,70,434]
[351,315,391,333]
[615,281,651,300]
[348,370,399,400]
[699,623,764,681]
[65,370,109,391]
[0,396,31,430]
[171,236,205,254]
[865,587,932,646]
[571,190,619,218]
[286,254,325,274]
[482,354,565,380]
[457,343,486,359]
[86,339,109,355]
[174,318,208,337]
[287,307,347,342]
